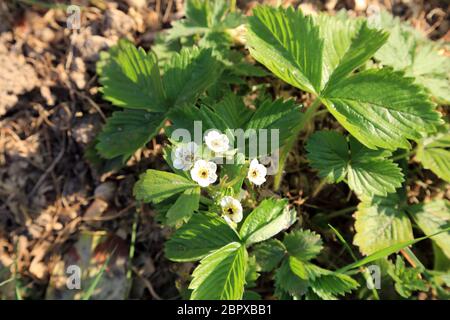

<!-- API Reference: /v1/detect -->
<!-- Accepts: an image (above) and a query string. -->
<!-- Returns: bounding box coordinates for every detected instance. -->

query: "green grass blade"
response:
[338,227,450,273]
[328,224,358,261]
[81,248,116,300]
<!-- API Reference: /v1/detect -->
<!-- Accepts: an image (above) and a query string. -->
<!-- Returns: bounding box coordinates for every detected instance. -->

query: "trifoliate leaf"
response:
[96,110,166,160]
[166,187,201,226]
[98,39,166,111]
[387,255,428,298]
[239,199,296,246]
[306,131,403,197]
[165,212,240,262]
[246,6,441,151]
[247,6,323,95]
[416,129,450,183]
[163,47,223,107]
[354,194,414,255]
[189,242,247,300]
[133,170,197,204]
[283,229,323,261]
[252,239,286,272]
[316,14,388,86]
[321,69,442,150]
[408,200,450,259]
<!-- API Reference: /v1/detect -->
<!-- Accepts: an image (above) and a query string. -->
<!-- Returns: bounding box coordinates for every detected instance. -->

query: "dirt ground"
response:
[0,0,448,299]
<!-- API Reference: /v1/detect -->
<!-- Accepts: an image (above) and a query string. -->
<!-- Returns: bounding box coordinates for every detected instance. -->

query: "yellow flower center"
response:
[199,169,208,178]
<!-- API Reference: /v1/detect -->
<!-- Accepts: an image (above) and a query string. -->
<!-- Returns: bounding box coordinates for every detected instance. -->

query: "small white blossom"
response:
[220,196,243,223]
[190,159,218,187]
[204,130,230,153]
[173,142,199,171]
[247,159,267,186]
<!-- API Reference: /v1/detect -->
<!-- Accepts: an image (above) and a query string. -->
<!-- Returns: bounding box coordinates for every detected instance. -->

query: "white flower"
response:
[204,130,230,153]
[220,196,243,223]
[190,159,218,187]
[173,142,199,171]
[247,159,267,186]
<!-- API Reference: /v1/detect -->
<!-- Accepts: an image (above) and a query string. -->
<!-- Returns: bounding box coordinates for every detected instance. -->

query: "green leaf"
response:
[166,187,201,226]
[243,291,262,300]
[252,239,286,272]
[317,15,388,86]
[274,259,309,298]
[306,131,403,197]
[96,110,165,160]
[373,11,450,104]
[245,98,303,152]
[309,271,359,300]
[189,242,247,300]
[247,6,323,94]
[416,130,450,183]
[408,200,450,259]
[186,0,209,27]
[353,194,414,255]
[305,131,349,182]
[288,258,326,281]
[245,255,260,288]
[98,40,166,111]
[289,258,358,300]
[239,199,296,246]
[166,0,210,41]
[283,229,323,261]
[167,0,243,42]
[286,257,359,300]
[168,103,231,137]
[163,47,223,107]
[321,68,442,150]
[165,212,240,262]
[212,94,252,129]
[133,170,197,204]
[387,255,428,298]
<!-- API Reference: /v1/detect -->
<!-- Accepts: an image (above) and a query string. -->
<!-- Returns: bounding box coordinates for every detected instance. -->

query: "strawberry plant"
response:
[92,1,449,300]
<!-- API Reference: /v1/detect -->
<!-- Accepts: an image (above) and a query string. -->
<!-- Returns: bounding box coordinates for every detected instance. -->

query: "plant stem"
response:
[273,98,322,189]
[327,206,357,220]
[230,0,236,12]
[391,148,416,162]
